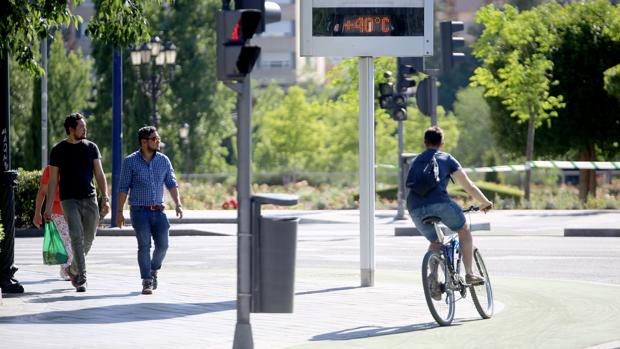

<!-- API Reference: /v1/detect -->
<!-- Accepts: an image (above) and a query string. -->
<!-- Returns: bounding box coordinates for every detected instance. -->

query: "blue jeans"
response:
[407,199,466,242]
[130,207,170,280]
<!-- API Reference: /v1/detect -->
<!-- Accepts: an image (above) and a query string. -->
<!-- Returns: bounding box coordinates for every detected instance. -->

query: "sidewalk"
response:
[16,209,620,237]
[2,210,620,348]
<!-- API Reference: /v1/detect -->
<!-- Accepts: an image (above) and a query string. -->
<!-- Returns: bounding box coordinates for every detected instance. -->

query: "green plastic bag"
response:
[43,221,68,265]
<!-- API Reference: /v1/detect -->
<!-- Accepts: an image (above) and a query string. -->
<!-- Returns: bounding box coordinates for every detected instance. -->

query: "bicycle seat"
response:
[422,216,442,225]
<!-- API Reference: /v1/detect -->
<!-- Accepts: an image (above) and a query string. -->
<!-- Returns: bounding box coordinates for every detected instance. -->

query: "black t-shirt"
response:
[49,140,101,200]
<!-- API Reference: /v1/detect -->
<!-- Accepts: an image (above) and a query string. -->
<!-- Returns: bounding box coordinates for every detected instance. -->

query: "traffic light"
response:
[216,9,262,81]
[235,0,282,34]
[391,93,407,121]
[377,73,394,110]
[440,21,465,74]
[396,57,421,94]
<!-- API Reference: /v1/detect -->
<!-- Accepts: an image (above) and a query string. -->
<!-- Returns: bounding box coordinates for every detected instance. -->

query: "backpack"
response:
[406,152,440,196]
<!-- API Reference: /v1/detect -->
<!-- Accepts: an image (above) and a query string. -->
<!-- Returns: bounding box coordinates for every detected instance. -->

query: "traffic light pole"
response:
[359,57,375,287]
[396,120,406,219]
[232,76,254,349]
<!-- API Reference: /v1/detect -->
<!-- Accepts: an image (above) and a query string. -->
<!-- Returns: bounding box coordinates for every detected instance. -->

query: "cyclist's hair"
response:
[138,126,158,145]
[63,112,84,135]
[424,126,444,147]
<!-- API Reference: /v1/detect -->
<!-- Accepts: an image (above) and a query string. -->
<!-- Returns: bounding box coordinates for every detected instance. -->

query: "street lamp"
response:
[178,122,191,180]
[130,36,177,128]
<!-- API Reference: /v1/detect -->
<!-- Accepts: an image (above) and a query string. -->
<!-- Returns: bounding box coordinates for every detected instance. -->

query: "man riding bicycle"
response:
[407,126,492,287]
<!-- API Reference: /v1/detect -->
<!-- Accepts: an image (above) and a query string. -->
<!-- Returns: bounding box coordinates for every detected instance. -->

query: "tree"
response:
[451,86,494,168]
[475,1,620,201]
[605,64,620,101]
[471,4,565,202]
[0,1,80,74]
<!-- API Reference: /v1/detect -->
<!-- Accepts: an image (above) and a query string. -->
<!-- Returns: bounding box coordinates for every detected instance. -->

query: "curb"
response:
[564,228,620,237]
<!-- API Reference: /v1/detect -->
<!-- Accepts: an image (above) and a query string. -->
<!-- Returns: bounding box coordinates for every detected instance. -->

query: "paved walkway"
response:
[2,209,619,349]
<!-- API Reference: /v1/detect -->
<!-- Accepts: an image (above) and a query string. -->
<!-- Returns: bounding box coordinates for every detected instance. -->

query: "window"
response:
[260,52,294,69]
[261,21,294,37]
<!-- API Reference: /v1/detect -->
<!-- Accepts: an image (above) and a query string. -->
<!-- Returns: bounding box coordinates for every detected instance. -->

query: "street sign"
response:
[415,76,437,117]
[300,0,434,57]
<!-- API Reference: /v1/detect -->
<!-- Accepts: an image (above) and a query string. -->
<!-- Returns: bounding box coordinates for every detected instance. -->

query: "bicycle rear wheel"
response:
[421,251,455,326]
[470,249,494,319]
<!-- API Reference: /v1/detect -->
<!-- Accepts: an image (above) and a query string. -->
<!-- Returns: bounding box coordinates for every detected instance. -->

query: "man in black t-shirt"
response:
[44,113,110,292]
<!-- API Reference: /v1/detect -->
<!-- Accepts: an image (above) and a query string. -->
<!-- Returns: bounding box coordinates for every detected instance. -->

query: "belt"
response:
[136,205,165,211]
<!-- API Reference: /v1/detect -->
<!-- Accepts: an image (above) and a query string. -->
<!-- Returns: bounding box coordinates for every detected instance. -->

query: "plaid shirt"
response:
[119,150,178,206]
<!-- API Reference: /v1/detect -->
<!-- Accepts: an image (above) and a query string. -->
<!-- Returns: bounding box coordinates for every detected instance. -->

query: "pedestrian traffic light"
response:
[396,57,421,94]
[377,73,394,110]
[235,0,282,34]
[216,9,262,81]
[391,93,408,121]
[440,21,465,74]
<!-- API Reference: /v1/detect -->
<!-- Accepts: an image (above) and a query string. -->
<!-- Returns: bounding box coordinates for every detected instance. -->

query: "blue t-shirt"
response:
[407,149,461,209]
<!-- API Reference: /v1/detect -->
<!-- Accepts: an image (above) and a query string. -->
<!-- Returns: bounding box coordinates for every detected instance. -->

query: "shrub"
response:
[15,168,42,228]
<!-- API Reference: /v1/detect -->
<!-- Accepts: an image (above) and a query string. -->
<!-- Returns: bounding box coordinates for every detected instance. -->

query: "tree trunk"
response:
[524,113,536,203]
[578,145,597,202]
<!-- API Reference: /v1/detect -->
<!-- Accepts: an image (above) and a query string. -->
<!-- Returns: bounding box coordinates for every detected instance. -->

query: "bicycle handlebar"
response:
[463,205,480,213]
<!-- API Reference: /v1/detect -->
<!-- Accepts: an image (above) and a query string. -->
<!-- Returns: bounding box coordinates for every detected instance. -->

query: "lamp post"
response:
[130,36,177,128]
[178,122,191,180]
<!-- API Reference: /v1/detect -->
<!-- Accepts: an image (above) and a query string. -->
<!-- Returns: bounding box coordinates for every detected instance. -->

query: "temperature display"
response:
[313,7,424,37]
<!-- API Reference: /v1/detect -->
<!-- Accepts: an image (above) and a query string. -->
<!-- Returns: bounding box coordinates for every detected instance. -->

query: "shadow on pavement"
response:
[19,278,60,285]
[27,291,142,303]
[310,322,442,341]
[296,286,362,296]
[0,301,236,324]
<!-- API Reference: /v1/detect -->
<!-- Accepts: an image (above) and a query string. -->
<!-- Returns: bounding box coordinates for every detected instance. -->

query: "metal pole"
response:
[41,35,48,168]
[429,76,438,127]
[395,120,406,220]
[359,57,375,287]
[0,51,20,290]
[151,68,158,128]
[111,48,123,227]
[233,76,253,348]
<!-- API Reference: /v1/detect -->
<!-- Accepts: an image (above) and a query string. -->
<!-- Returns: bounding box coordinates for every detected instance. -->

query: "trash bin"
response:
[250,193,299,313]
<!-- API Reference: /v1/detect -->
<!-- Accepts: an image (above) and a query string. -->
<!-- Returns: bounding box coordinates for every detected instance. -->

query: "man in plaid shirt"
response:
[116,126,183,295]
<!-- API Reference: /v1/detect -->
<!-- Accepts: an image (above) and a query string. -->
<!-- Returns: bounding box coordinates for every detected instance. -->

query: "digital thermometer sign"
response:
[312,8,424,37]
[301,0,433,57]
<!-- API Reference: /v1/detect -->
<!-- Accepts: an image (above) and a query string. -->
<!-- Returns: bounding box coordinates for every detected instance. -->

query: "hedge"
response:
[376,181,524,205]
[15,168,43,228]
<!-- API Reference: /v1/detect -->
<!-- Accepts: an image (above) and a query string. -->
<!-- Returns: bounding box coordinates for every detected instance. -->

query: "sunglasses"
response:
[143,136,161,141]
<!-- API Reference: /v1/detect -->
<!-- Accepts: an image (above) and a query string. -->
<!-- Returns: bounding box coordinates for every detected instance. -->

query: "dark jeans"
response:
[61,196,99,283]
[130,207,170,280]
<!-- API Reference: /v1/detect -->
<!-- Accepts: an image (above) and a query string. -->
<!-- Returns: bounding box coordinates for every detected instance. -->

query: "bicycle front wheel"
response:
[470,248,494,319]
[421,250,455,326]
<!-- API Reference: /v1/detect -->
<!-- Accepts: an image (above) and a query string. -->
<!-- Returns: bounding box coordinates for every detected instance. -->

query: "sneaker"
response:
[142,279,154,295]
[0,280,25,294]
[151,271,158,290]
[75,281,87,293]
[428,274,442,301]
[466,273,485,286]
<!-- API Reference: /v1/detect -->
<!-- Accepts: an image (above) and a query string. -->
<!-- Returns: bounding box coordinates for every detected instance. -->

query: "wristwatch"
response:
[103,197,110,203]
[176,203,183,209]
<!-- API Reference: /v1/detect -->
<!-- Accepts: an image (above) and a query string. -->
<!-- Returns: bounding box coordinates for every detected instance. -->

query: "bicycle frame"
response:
[432,221,466,296]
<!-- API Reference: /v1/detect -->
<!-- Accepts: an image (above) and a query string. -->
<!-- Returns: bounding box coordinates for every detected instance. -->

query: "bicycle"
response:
[420,206,494,326]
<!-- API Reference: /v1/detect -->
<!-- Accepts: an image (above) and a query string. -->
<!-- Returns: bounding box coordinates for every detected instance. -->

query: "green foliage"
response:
[451,86,494,167]
[87,0,152,47]
[604,64,620,101]
[14,169,43,228]
[47,32,94,142]
[0,1,81,74]
[9,57,34,170]
[471,4,565,126]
